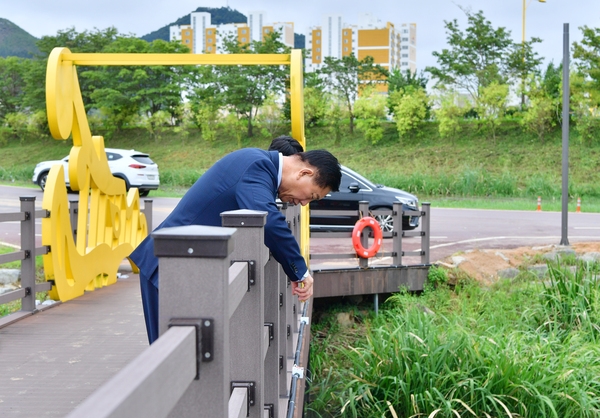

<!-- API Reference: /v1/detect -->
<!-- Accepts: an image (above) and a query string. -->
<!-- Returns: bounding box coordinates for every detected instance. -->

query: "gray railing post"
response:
[154,224,237,418]
[284,204,299,341]
[19,197,36,312]
[358,201,369,269]
[392,202,403,266]
[421,203,431,265]
[221,209,269,418]
[143,199,153,231]
[69,200,78,242]
[264,256,282,416]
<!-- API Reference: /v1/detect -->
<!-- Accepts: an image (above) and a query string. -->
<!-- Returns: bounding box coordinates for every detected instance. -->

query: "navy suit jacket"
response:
[129,148,307,289]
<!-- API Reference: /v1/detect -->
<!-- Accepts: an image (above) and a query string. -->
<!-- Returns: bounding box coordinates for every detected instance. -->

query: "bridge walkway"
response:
[0,266,146,417]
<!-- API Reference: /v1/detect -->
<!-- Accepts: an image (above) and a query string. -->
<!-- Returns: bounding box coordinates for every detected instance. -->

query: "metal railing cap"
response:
[221,209,267,227]
[153,225,237,259]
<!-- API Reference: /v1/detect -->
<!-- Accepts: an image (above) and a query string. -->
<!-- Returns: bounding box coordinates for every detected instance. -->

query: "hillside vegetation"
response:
[1,122,598,210]
[0,18,39,58]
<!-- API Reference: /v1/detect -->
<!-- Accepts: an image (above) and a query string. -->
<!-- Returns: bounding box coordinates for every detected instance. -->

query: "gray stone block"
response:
[498,267,520,279]
[0,269,20,286]
[578,252,600,263]
[528,264,549,278]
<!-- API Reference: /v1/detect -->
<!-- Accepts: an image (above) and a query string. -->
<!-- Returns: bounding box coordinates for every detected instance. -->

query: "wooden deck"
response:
[0,270,147,417]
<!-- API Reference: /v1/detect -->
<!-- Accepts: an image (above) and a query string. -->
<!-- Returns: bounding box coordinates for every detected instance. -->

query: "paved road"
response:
[1,185,598,264]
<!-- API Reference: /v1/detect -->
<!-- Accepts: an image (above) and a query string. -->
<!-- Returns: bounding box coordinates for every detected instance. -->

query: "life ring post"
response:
[352,206,383,260]
[357,201,369,268]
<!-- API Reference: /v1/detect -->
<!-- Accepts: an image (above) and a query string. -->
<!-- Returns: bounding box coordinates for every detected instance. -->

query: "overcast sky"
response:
[2,0,599,70]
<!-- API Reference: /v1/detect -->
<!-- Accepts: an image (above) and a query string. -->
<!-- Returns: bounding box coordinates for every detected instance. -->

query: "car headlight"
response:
[395,196,418,207]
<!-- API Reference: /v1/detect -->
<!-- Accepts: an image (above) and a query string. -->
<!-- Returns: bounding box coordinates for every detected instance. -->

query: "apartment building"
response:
[169,11,295,54]
[305,13,417,74]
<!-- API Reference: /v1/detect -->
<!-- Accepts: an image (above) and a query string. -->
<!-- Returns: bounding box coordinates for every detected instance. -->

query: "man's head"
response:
[278,149,341,206]
[268,136,304,156]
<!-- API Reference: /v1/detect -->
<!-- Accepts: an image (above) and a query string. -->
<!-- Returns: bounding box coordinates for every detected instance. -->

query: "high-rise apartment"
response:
[170,11,295,54]
[305,13,417,74]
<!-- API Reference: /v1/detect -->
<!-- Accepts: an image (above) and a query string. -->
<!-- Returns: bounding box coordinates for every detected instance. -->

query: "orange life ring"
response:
[352,216,383,258]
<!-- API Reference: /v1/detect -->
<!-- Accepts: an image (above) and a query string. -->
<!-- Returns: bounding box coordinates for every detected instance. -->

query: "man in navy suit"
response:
[129,147,341,344]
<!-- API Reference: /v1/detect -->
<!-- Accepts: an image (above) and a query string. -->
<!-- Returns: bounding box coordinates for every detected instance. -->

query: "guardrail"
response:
[310,200,431,267]
[0,197,52,328]
[0,196,153,329]
[66,206,308,418]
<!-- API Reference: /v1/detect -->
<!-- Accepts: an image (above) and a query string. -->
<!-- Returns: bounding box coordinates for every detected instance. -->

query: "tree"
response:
[520,95,556,143]
[390,87,429,139]
[36,27,120,55]
[81,37,191,133]
[573,25,600,106]
[570,71,600,145]
[324,95,348,145]
[319,54,388,133]
[210,32,290,137]
[541,62,562,101]
[426,9,513,102]
[387,68,430,119]
[520,72,558,143]
[475,82,509,141]
[303,86,328,128]
[255,92,287,138]
[0,57,27,120]
[388,68,428,93]
[20,58,48,116]
[434,90,464,140]
[35,27,121,110]
[506,37,544,107]
[354,87,387,144]
[186,64,221,138]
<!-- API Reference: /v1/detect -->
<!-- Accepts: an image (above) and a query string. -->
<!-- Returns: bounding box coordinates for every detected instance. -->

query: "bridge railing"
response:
[0,196,153,329]
[0,197,51,328]
[66,207,307,418]
[309,200,431,267]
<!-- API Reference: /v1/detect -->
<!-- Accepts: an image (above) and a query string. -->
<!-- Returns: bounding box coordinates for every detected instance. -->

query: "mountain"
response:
[0,18,40,58]
[140,7,246,43]
[141,6,305,49]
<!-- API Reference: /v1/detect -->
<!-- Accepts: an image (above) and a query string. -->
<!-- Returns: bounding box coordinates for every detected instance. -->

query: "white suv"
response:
[32,148,160,196]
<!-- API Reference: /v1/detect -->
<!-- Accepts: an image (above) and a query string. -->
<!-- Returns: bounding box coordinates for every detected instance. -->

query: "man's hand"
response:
[291,274,313,301]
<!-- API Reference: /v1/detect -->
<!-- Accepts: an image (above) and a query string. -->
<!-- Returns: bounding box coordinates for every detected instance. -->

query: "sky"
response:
[1,0,599,71]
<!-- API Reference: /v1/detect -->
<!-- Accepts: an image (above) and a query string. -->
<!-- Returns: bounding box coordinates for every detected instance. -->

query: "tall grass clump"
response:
[535,261,600,342]
[158,168,204,188]
[0,166,32,183]
[525,173,561,199]
[308,266,600,417]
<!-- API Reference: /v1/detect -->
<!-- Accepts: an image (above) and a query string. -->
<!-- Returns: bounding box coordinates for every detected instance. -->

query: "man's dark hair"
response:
[298,150,341,192]
[268,136,304,156]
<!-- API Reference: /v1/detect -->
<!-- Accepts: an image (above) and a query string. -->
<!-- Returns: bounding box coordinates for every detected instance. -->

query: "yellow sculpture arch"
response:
[44,47,307,302]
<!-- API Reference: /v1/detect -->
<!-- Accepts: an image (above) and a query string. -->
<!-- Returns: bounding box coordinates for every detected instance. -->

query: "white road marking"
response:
[430,236,600,250]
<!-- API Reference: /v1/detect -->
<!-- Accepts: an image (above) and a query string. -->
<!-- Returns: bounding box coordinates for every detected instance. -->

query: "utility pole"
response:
[521,0,546,108]
[560,23,570,246]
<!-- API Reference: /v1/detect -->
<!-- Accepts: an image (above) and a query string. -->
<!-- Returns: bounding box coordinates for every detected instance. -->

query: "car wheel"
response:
[38,171,49,191]
[113,175,130,191]
[139,189,150,197]
[372,207,394,233]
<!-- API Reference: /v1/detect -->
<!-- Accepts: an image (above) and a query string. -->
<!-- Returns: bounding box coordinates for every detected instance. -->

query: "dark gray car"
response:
[309,165,420,233]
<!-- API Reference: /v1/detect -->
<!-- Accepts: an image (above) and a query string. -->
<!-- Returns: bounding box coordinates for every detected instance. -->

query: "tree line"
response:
[0,9,599,146]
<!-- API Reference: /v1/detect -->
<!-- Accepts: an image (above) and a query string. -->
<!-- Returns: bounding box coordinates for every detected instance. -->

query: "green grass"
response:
[308,261,600,417]
[0,121,599,212]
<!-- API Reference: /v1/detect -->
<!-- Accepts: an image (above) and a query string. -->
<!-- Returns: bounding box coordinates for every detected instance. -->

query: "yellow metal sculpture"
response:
[43,48,307,302]
[43,48,148,301]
